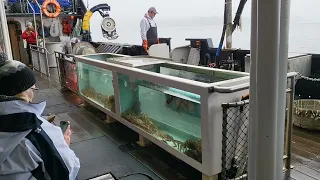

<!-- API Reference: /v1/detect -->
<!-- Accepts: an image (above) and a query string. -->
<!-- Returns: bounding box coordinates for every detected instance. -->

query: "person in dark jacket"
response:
[0,54,80,180]
[140,7,159,54]
[22,22,38,67]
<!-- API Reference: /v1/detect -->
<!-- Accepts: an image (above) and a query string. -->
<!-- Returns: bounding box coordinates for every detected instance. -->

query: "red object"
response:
[22,30,37,44]
[62,18,72,35]
[143,40,148,53]
[209,63,216,68]
[61,61,78,92]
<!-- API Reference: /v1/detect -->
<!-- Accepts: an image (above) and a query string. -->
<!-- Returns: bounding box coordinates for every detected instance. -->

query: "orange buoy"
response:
[42,0,61,18]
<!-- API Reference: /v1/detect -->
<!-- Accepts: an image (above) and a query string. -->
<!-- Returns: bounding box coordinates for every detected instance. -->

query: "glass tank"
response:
[137,63,246,83]
[83,53,127,61]
[77,62,115,112]
[63,61,78,92]
[118,73,202,163]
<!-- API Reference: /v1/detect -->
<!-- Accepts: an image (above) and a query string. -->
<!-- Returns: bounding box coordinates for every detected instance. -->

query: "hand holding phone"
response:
[60,121,71,145]
[60,121,70,134]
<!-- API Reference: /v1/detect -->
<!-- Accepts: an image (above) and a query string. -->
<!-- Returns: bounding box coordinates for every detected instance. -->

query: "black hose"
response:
[232,0,248,33]
[90,3,110,13]
[215,0,228,60]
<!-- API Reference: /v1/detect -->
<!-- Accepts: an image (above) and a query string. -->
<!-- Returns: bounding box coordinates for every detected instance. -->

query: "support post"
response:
[248,0,257,178]
[225,0,232,49]
[202,174,218,180]
[277,0,291,178]
[136,135,151,147]
[249,0,282,179]
[285,76,294,170]
[104,114,116,124]
[35,0,46,48]
[0,0,13,59]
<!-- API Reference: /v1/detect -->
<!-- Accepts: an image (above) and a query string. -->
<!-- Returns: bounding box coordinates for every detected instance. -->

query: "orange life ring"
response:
[42,0,61,18]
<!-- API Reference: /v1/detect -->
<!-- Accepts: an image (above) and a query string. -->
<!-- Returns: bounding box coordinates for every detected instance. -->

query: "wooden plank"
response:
[292,152,320,172]
[75,109,138,146]
[293,127,320,144]
[58,113,94,142]
[65,112,104,138]
[292,135,320,150]
[43,104,77,115]
[292,137,320,156]
[289,169,317,180]
[293,161,320,180]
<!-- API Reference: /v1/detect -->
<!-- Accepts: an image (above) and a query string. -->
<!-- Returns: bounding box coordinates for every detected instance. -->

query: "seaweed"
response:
[81,87,115,112]
[121,111,202,162]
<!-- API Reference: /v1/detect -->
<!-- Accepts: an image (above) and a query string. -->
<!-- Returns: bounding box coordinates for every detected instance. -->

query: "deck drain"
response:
[89,173,115,180]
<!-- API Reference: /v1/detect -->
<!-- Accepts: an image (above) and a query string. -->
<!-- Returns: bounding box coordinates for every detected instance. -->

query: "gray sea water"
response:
[90,16,320,54]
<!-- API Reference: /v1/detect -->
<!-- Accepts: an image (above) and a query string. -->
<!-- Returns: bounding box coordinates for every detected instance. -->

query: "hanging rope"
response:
[297,72,320,82]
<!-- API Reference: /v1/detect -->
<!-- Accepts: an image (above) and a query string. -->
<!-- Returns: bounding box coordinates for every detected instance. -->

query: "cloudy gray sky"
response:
[85,0,320,52]
[87,0,320,20]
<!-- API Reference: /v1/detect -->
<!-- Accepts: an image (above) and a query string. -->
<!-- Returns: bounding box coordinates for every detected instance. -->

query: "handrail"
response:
[0,0,13,59]
[7,0,79,15]
[26,0,38,47]
[213,72,298,93]
[19,0,23,13]
[34,0,46,48]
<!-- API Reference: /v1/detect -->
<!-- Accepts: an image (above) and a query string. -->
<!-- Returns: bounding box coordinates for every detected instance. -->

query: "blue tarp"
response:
[7,0,72,14]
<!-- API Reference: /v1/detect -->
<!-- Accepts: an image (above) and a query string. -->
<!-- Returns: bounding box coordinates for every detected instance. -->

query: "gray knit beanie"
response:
[0,53,36,96]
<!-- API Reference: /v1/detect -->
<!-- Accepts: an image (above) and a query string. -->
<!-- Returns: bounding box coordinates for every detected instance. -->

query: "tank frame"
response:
[74,53,250,177]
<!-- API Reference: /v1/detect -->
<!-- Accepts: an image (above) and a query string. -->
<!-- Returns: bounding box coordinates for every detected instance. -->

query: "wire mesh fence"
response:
[220,75,295,180]
[221,100,249,180]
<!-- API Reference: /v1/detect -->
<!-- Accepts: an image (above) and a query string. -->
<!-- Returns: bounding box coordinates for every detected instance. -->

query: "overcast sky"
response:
[85,0,320,50]
[86,0,320,20]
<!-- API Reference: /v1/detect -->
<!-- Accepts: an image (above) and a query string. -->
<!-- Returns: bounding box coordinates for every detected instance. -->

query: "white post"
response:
[0,0,13,60]
[248,0,257,179]
[226,0,232,49]
[249,0,282,179]
[276,0,291,179]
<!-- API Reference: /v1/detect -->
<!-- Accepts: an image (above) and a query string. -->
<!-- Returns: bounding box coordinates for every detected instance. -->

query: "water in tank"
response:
[118,73,202,163]
[77,62,115,112]
[137,63,246,83]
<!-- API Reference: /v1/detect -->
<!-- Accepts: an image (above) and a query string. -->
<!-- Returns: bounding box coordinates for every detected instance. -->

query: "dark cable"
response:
[117,172,154,180]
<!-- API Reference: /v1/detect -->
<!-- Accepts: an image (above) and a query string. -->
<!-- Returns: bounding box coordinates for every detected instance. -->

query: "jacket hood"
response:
[0,95,46,166]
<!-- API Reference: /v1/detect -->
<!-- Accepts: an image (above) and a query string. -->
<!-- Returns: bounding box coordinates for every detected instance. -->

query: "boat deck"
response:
[33,69,320,180]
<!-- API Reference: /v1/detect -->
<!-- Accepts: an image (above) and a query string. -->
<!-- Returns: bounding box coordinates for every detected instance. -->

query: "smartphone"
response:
[60,121,70,134]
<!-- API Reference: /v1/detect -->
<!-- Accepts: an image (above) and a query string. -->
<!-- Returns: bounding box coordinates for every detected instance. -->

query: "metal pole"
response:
[248,0,257,178]
[19,0,23,13]
[26,0,38,47]
[34,0,46,48]
[226,0,232,49]
[0,0,13,59]
[276,0,291,178]
[285,76,294,169]
[253,0,281,179]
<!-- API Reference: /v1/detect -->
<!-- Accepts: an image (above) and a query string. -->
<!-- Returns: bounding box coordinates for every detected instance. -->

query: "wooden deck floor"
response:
[34,69,320,180]
[287,128,320,180]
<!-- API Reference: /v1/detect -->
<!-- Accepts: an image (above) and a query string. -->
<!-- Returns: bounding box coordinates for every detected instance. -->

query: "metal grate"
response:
[30,45,49,77]
[221,100,249,180]
[95,43,123,54]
